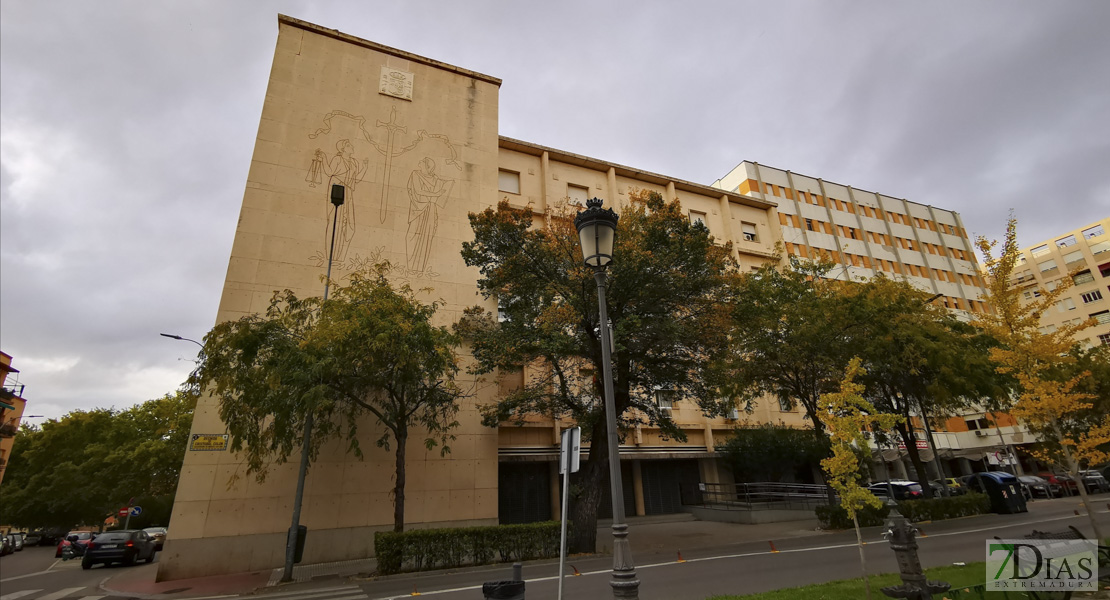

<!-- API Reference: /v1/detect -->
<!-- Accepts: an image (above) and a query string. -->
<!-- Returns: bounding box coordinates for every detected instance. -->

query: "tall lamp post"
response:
[574,197,640,599]
[280,183,346,583]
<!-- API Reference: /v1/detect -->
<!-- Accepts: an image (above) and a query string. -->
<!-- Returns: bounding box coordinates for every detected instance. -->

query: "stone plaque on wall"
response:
[379,66,414,100]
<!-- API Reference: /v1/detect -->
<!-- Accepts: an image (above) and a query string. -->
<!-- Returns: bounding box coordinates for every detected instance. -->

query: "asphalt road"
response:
[0,545,159,600]
[340,496,1109,600]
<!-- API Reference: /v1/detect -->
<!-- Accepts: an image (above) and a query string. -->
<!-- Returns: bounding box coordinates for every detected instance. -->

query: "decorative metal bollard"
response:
[880,506,950,600]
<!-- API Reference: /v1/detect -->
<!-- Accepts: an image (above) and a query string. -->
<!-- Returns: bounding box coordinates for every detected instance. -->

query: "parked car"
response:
[868,480,925,500]
[0,535,12,556]
[1037,473,1078,495]
[81,530,157,569]
[1018,475,1059,499]
[143,527,167,551]
[56,531,94,558]
[24,532,42,546]
[11,532,24,551]
[1077,470,1110,494]
[941,477,968,495]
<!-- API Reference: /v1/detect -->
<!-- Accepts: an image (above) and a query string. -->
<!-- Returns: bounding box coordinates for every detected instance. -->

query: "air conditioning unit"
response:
[974,430,985,437]
[726,408,740,420]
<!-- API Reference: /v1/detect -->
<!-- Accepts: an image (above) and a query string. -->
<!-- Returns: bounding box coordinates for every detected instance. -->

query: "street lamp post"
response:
[280,183,346,583]
[574,197,640,600]
[159,333,203,349]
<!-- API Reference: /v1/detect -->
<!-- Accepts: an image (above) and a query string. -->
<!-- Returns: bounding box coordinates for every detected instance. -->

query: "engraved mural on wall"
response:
[305,106,460,278]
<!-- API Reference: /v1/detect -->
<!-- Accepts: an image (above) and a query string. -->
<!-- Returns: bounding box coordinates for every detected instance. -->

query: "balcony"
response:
[0,423,16,437]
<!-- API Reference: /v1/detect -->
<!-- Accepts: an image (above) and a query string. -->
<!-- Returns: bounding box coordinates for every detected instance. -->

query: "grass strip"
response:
[706,562,1000,600]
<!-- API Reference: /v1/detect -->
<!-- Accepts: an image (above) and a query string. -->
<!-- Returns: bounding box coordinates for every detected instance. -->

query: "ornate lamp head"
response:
[574,198,619,268]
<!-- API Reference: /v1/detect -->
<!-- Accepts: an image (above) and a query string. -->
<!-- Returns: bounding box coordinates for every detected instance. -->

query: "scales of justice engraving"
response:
[305,106,460,276]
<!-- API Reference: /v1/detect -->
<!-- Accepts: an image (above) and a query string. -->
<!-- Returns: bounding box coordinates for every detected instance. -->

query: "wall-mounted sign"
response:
[189,433,229,452]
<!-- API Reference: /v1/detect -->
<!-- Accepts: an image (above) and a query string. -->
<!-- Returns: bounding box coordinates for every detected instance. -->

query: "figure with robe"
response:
[406,157,453,273]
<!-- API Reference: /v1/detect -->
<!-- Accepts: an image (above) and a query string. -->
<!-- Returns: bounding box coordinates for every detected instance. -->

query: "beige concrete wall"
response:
[1015,217,1110,348]
[160,15,501,581]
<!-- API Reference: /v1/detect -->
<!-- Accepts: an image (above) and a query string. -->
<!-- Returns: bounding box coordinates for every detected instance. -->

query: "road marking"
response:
[0,590,41,600]
[368,508,1110,599]
[36,588,87,600]
[251,585,367,599]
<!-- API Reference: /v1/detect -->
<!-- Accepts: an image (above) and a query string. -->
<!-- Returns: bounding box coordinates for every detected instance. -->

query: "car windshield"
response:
[69,532,93,540]
[1020,476,1043,483]
[94,532,131,542]
[906,484,923,491]
[143,527,165,534]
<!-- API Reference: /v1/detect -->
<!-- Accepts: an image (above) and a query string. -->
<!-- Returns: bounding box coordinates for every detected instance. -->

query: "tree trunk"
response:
[1055,422,1105,541]
[809,404,838,505]
[393,428,408,533]
[895,420,934,499]
[568,418,608,554]
[853,514,873,600]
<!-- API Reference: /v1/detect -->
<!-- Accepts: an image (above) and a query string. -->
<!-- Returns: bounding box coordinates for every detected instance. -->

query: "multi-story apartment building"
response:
[161,15,1010,579]
[0,351,28,490]
[713,162,989,315]
[1012,218,1110,348]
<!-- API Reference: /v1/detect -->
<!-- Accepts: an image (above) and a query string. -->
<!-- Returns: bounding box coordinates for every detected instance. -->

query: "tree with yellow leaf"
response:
[975,216,1109,541]
[821,357,903,600]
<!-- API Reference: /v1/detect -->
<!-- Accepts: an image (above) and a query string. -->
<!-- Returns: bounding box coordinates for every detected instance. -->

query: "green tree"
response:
[458,192,738,552]
[718,422,830,483]
[821,357,902,600]
[848,275,1008,497]
[192,268,464,532]
[0,391,197,530]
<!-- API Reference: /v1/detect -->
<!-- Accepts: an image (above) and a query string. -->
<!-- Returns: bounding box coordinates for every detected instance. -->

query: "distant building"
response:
[0,351,28,490]
[1011,217,1110,348]
[714,162,989,315]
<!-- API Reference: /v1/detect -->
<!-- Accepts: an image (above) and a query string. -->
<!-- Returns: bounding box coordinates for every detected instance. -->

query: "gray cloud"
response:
[2,0,1107,418]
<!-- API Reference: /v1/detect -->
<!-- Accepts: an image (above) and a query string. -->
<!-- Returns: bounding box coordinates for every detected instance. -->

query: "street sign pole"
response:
[558,427,581,600]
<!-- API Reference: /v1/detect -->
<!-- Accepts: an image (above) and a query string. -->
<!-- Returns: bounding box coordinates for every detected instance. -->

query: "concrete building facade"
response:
[0,351,28,490]
[161,15,997,580]
[1012,217,1110,348]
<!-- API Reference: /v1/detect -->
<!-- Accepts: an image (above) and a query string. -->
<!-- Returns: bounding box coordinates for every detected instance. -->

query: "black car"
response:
[81,530,157,569]
[1018,475,1058,499]
[868,480,925,500]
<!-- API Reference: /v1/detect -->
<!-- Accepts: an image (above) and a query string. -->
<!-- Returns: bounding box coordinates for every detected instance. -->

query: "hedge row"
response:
[374,521,560,575]
[815,493,991,529]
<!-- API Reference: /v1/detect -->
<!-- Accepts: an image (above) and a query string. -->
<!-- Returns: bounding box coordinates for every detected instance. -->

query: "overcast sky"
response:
[2,1,1108,420]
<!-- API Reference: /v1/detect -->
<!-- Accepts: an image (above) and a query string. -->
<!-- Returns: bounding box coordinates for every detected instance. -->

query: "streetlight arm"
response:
[160,333,204,349]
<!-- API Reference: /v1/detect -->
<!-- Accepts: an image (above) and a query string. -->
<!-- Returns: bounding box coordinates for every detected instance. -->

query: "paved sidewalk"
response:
[98,513,826,599]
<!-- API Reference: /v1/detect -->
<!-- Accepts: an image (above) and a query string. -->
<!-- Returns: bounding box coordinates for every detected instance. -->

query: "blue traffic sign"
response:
[130,506,142,517]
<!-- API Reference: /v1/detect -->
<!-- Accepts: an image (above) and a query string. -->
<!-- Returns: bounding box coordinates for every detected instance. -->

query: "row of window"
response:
[689,210,759,242]
[781,213,972,261]
[1029,225,1105,258]
[499,169,593,207]
[761,181,965,237]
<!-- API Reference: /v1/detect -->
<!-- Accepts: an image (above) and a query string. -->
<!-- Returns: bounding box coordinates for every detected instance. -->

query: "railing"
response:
[1,383,26,398]
[681,482,833,511]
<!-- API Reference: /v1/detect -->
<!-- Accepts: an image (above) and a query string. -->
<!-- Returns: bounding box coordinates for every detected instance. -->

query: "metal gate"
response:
[641,459,700,515]
[498,462,552,524]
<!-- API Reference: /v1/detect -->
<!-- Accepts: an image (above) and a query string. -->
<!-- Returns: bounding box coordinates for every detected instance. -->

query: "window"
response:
[1091,310,1110,325]
[1038,259,1058,272]
[1056,235,1077,248]
[1074,270,1095,285]
[497,298,510,323]
[805,218,815,231]
[1081,290,1104,304]
[847,228,858,240]
[741,222,758,242]
[965,417,990,431]
[1057,297,1076,312]
[1101,263,1110,278]
[1082,224,1105,239]
[689,210,707,227]
[1038,324,1057,334]
[498,170,520,194]
[1099,333,1110,346]
[778,397,796,412]
[567,184,589,206]
[655,389,677,411]
[1030,245,1050,258]
[1091,240,1110,255]
[1063,250,1085,264]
